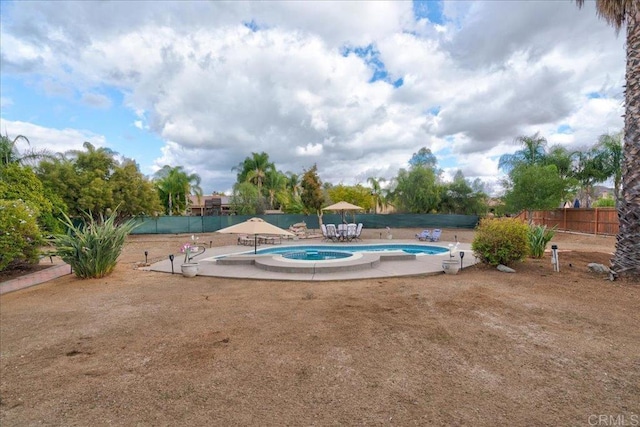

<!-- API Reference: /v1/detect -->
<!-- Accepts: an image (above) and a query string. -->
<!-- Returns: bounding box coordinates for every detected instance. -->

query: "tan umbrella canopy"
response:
[216,217,295,253]
[322,201,364,223]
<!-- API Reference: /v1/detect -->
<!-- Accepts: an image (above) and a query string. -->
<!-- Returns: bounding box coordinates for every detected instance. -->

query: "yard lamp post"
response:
[460,251,465,269]
[169,254,175,274]
[144,250,148,264]
[551,245,559,272]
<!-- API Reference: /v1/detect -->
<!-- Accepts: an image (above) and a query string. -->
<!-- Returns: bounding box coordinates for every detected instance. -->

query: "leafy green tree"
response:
[154,165,203,215]
[230,181,262,215]
[545,145,574,179]
[575,0,639,279]
[391,166,440,213]
[111,159,162,218]
[571,148,609,207]
[326,184,374,214]
[438,170,488,215]
[409,147,439,171]
[503,164,568,223]
[37,143,161,219]
[60,141,118,215]
[0,163,64,233]
[300,164,325,222]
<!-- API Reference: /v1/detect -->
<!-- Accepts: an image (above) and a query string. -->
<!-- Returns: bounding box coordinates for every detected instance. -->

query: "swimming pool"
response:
[255,244,448,258]
[282,250,353,261]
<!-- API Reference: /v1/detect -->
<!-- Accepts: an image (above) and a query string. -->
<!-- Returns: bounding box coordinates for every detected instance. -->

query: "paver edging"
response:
[0,263,72,295]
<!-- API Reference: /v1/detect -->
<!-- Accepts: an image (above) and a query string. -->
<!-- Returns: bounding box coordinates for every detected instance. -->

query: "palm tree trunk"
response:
[612,8,640,280]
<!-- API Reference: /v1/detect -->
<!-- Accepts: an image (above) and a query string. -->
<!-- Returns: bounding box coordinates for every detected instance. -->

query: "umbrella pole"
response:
[254,235,257,254]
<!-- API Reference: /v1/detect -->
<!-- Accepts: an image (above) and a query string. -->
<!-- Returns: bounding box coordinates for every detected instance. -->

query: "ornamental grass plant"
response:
[528,224,556,259]
[52,210,137,279]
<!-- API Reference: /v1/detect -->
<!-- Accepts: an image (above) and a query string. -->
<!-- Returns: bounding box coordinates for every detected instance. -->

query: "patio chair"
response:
[429,229,442,242]
[325,224,339,242]
[415,229,431,241]
[337,223,347,240]
[238,235,256,246]
[321,224,329,241]
[346,223,357,241]
[354,223,363,241]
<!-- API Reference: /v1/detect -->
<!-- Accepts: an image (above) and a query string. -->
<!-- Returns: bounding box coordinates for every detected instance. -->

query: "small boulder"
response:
[588,263,610,274]
[497,264,516,273]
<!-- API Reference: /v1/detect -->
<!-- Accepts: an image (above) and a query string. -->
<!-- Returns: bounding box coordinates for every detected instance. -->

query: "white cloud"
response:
[0,118,107,154]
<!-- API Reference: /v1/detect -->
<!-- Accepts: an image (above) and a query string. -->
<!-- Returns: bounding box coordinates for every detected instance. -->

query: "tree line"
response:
[0,129,623,232]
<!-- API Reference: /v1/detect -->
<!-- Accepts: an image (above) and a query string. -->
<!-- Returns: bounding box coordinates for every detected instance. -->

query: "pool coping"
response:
[145,239,477,281]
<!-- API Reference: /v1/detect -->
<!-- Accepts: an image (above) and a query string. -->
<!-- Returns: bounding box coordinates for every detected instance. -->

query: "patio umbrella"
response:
[216,217,295,254]
[322,201,364,223]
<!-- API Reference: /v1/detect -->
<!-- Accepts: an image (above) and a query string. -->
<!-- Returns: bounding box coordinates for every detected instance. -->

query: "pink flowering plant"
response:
[180,235,199,263]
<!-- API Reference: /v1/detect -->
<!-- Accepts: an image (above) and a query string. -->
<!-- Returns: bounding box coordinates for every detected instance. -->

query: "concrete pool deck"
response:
[146,239,478,281]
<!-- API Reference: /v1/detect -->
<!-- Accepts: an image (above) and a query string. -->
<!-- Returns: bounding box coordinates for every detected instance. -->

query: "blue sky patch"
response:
[557,124,573,134]
[341,44,404,87]
[428,106,441,116]
[586,92,602,99]
[243,19,260,32]
[413,0,444,25]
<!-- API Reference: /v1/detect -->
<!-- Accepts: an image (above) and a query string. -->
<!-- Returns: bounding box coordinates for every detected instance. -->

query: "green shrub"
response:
[52,210,137,279]
[472,218,529,266]
[0,199,43,271]
[528,225,556,258]
[592,196,615,207]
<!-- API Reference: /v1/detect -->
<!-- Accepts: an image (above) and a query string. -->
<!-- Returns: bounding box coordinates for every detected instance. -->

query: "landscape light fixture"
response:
[169,254,175,274]
[460,251,465,269]
[144,251,148,264]
[551,245,559,272]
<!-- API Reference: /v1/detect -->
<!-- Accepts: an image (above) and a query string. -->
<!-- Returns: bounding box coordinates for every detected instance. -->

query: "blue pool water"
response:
[282,250,353,261]
[255,244,448,259]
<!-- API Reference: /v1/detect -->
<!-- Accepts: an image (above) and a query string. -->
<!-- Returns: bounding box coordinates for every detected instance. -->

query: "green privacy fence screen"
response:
[130,214,480,235]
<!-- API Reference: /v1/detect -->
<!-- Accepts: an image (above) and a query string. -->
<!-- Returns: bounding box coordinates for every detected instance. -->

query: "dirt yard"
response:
[1,228,638,426]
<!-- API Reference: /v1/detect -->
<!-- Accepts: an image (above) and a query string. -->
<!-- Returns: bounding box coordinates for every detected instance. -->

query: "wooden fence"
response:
[515,208,618,235]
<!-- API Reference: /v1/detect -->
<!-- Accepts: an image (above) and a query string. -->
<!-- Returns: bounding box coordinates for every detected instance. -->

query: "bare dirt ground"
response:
[1,228,638,426]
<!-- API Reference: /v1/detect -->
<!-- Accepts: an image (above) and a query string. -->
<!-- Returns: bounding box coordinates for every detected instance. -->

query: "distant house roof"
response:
[188,195,229,207]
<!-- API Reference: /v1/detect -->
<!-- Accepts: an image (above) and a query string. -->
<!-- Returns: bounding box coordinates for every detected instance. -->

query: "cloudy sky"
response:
[0,1,625,194]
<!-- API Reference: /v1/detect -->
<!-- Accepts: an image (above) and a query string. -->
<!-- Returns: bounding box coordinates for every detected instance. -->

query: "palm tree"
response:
[263,170,286,210]
[367,176,387,214]
[594,131,623,201]
[498,132,548,173]
[154,165,203,215]
[233,152,275,192]
[575,0,639,279]
[1,133,54,166]
[285,172,302,197]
